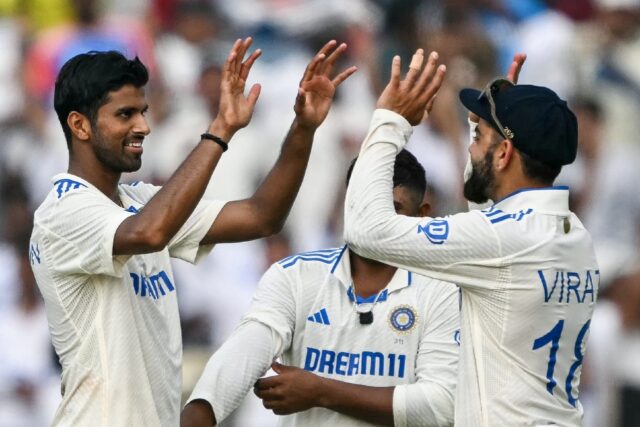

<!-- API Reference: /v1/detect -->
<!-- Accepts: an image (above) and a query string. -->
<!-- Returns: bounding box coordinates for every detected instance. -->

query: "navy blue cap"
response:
[459,84,578,167]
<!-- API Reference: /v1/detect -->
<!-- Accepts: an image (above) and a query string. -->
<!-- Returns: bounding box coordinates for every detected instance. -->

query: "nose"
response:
[134,114,151,136]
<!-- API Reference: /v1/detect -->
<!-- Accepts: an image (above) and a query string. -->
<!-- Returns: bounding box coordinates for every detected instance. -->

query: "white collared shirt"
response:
[188,246,459,426]
[344,110,600,427]
[30,173,225,427]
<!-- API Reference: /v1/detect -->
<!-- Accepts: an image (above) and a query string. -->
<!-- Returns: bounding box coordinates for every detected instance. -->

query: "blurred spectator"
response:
[0,177,60,427]
[515,0,578,99]
[575,0,640,148]
[24,0,155,106]
[584,266,640,427]
[558,97,640,285]
[0,17,24,124]
[154,1,224,100]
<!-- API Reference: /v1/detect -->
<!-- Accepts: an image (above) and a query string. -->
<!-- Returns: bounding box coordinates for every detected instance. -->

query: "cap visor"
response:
[459,88,495,126]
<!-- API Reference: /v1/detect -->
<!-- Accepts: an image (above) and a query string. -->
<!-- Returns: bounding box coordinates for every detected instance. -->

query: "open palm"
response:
[294,41,357,130]
[217,37,262,134]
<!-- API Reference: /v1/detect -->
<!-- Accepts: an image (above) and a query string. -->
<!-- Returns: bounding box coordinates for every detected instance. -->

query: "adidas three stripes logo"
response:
[307,308,331,325]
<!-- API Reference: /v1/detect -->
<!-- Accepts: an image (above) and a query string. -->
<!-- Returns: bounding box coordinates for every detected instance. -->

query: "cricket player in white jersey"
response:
[344,50,599,426]
[28,38,356,426]
[181,149,459,427]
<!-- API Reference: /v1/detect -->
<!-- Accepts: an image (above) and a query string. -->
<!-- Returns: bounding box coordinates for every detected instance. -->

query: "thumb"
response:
[271,361,288,374]
[247,83,261,107]
[293,87,306,113]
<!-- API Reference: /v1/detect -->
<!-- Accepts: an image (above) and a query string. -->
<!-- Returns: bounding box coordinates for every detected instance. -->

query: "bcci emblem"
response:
[388,305,418,334]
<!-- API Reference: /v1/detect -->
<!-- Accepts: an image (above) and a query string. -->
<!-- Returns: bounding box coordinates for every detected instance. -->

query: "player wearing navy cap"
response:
[345,50,598,426]
[182,150,459,427]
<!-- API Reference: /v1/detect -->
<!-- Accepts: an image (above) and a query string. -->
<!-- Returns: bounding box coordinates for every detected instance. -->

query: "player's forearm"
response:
[344,109,414,256]
[246,118,316,233]
[113,120,232,255]
[186,321,280,425]
[181,400,216,427]
[315,378,395,426]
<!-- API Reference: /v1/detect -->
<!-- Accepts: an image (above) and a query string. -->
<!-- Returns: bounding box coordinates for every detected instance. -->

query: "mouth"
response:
[124,138,144,154]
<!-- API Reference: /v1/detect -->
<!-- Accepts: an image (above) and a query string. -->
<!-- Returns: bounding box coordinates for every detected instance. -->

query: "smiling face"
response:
[463,118,501,204]
[91,84,150,173]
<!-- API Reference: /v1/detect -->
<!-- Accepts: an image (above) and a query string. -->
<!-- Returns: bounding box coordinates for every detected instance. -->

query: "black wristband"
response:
[200,133,228,152]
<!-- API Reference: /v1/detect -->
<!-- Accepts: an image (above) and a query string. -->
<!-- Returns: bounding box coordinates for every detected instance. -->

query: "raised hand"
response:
[294,40,357,130]
[376,49,447,125]
[506,52,527,84]
[209,37,262,141]
[469,52,526,123]
[253,362,323,415]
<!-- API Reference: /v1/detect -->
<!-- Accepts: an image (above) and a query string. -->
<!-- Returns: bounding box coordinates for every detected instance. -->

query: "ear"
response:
[495,139,514,171]
[67,111,92,142]
[418,201,431,217]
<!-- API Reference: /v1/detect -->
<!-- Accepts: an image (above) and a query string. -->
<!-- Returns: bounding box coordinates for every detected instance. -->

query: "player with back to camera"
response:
[181,148,459,427]
[344,50,599,426]
[28,38,356,426]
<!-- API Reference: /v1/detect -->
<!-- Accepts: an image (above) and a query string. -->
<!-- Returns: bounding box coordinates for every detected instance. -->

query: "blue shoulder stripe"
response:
[278,247,342,264]
[54,179,87,199]
[278,247,343,269]
[280,254,341,269]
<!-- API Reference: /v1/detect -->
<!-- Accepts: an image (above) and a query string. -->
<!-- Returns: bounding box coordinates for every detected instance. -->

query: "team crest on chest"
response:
[388,305,418,334]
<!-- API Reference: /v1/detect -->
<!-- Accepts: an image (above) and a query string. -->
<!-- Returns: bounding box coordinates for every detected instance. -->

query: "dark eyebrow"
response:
[116,104,149,115]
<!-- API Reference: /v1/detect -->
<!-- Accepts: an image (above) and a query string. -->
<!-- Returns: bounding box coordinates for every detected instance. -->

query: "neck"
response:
[492,168,548,203]
[349,249,396,298]
[68,154,121,204]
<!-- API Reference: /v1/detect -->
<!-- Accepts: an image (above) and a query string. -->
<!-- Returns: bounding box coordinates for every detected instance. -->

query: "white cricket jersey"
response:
[188,245,459,426]
[344,110,600,427]
[29,173,225,427]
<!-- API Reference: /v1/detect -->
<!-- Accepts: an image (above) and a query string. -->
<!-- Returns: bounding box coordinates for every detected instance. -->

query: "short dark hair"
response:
[346,149,427,199]
[518,148,562,185]
[54,51,149,147]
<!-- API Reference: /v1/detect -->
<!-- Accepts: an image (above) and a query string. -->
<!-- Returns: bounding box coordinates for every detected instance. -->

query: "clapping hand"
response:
[209,37,262,141]
[294,40,358,130]
[375,50,447,126]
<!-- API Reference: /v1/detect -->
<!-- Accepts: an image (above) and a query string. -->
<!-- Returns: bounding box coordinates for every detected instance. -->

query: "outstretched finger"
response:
[316,39,338,58]
[405,49,425,85]
[331,65,358,87]
[300,53,326,83]
[235,37,254,74]
[240,48,262,81]
[507,52,527,84]
[418,64,447,106]
[389,55,401,88]
[223,39,242,79]
[320,42,347,76]
[414,51,439,93]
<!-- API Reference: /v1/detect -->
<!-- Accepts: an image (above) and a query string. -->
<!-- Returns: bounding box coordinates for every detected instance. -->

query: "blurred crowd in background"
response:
[0,0,639,425]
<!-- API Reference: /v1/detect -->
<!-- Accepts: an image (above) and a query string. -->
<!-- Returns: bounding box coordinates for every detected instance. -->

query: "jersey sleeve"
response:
[43,190,134,277]
[121,181,226,264]
[186,321,279,423]
[241,263,297,348]
[344,109,503,291]
[186,264,296,422]
[393,282,459,427]
[167,199,227,264]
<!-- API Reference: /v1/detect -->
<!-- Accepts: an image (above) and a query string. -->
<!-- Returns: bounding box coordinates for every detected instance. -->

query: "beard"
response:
[92,129,142,173]
[463,148,495,204]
